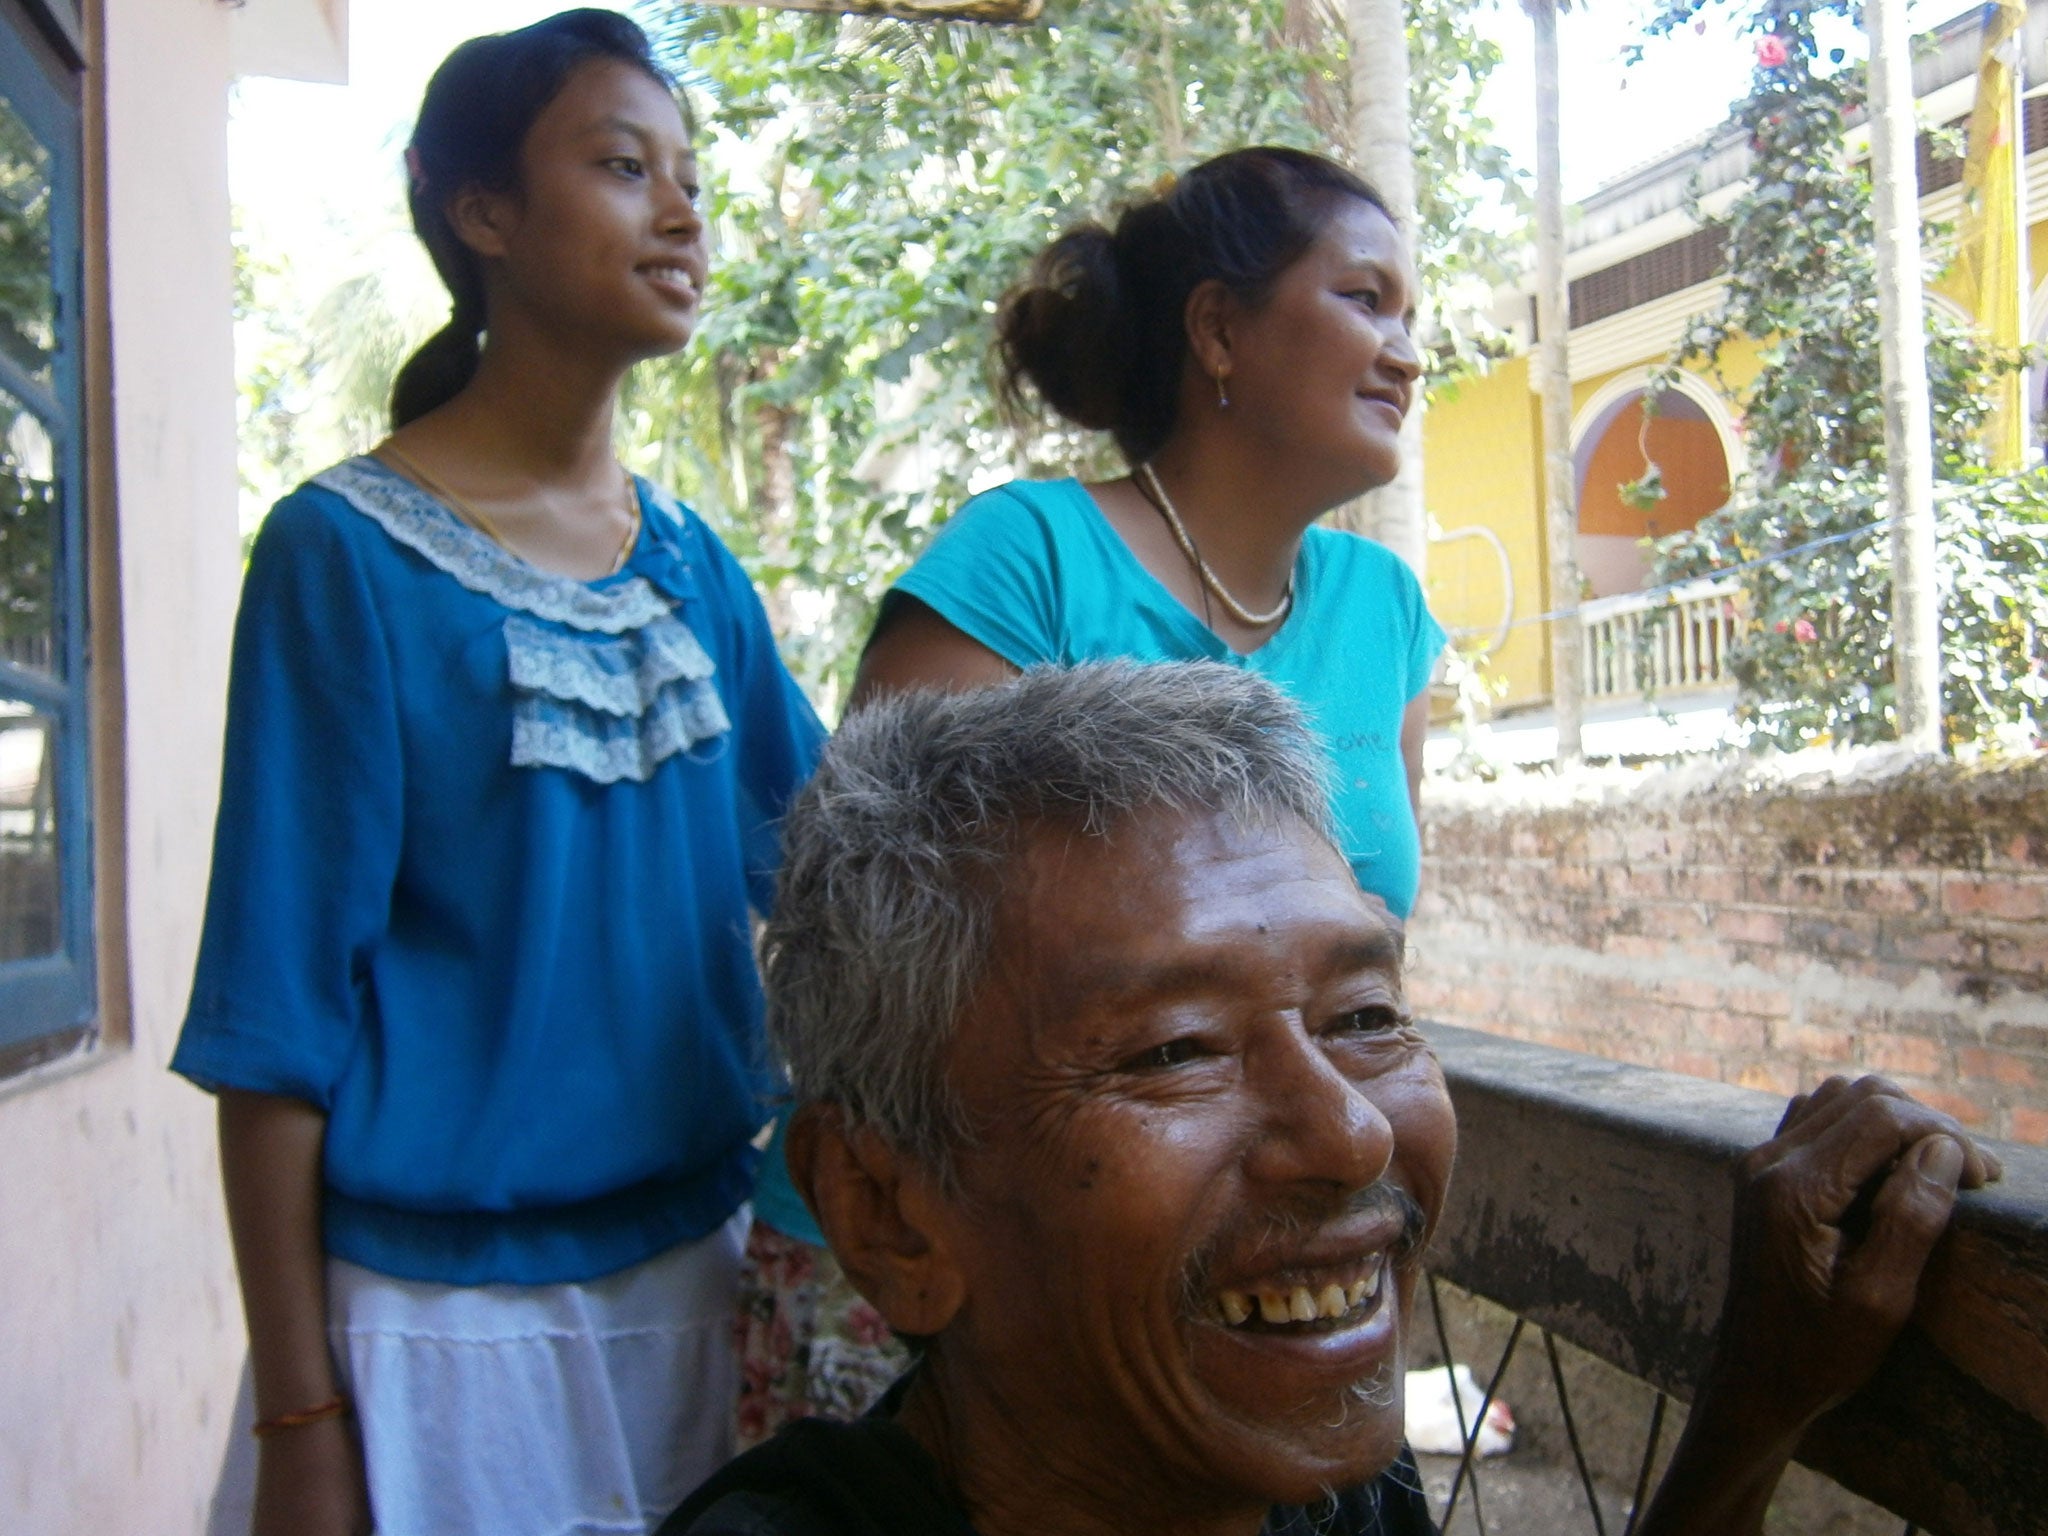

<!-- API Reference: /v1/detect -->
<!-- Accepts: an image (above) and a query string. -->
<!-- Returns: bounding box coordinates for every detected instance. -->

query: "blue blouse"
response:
[173,458,825,1286]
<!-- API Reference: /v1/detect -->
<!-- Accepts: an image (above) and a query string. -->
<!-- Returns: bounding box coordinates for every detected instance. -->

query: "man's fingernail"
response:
[1918,1136,1965,1186]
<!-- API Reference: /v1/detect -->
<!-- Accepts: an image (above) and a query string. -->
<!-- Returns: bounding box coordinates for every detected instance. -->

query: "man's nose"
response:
[1242,1025,1396,1192]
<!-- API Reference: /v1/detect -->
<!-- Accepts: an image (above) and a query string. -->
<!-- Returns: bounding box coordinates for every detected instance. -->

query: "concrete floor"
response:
[1416,1449,1635,1536]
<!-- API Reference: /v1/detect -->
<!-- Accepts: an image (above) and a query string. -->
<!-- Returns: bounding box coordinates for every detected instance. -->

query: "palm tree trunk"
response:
[1341,0,1428,575]
[1530,0,1582,765]
[1865,0,1943,752]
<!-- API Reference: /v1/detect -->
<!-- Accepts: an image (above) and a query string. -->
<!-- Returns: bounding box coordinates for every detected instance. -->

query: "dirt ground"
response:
[1416,1449,1636,1536]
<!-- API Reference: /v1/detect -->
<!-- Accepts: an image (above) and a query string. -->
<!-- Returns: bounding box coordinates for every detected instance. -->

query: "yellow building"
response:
[1424,0,2048,713]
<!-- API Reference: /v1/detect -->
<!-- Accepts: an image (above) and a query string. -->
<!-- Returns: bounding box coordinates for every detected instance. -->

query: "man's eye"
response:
[1347,289,1382,311]
[1122,1037,1208,1072]
[607,156,646,177]
[1329,1004,1402,1036]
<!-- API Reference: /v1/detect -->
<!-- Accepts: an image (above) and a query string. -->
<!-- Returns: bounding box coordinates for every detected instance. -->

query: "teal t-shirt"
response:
[751,477,1446,1246]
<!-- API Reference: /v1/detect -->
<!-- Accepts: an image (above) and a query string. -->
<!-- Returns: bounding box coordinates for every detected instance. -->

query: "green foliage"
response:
[632,0,1521,706]
[0,98,54,384]
[1655,467,2048,750]
[1632,0,2044,752]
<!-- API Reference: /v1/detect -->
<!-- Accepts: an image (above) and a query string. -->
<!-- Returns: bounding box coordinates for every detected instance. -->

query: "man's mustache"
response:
[1179,1181,1429,1312]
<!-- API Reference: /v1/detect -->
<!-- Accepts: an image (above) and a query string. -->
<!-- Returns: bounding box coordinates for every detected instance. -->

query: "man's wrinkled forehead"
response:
[987,807,1402,1021]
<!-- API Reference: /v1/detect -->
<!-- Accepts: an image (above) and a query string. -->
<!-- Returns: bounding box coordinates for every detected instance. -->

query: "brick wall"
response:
[1407,751,2048,1145]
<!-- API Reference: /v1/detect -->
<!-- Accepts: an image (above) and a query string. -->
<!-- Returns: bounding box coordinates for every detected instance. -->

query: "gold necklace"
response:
[379,444,641,578]
[1135,462,1293,628]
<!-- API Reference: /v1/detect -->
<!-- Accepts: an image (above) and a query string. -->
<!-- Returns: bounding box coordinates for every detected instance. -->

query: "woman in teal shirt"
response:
[738,145,1443,1444]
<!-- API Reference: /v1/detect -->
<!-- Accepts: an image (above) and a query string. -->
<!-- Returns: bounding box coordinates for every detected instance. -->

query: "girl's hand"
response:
[250,1415,372,1536]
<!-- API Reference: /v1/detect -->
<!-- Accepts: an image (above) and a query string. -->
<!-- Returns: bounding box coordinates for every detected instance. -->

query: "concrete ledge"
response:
[1424,1022,2048,1536]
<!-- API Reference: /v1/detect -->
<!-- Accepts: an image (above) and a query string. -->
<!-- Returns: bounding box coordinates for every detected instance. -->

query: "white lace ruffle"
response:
[314,458,672,634]
[318,456,733,784]
[510,685,732,784]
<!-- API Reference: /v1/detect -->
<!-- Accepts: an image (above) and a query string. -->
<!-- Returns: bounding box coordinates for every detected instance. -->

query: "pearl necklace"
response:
[1135,462,1294,628]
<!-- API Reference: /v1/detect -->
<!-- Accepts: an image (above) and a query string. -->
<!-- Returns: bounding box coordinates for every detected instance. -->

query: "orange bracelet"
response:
[251,1395,351,1439]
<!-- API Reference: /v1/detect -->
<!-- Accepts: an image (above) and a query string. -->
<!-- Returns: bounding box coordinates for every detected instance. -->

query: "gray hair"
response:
[761,659,1338,1178]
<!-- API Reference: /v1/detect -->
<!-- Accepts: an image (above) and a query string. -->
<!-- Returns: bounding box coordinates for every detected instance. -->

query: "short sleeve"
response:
[888,485,1067,669]
[171,492,405,1108]
[1397,558,1448,699]
[689,519,826,916]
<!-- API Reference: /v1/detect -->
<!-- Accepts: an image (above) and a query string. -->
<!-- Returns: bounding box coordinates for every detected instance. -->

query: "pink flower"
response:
[1774,620,1790,634]
[1793,618,1817,642]
[1755,33,1790,68]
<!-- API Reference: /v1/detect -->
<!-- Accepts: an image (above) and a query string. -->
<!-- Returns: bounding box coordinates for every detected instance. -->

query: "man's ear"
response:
[786,1103,966,1338]
[1183,278,1240,387]
[445,183,519,262]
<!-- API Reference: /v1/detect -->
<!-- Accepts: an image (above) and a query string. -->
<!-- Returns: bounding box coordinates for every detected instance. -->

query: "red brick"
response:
[1700,1014,1769,1053]
[1775,1023,1858,1064]
[1606,933,1673,959]
[1585,829,1626,864]
[1943,874,2048,923]
[1862,1032,1948,1078]
[1726,985,1795,1020]
[1838,871,1936,916]
[1669,867,1745,905]
[1716,909,1788,946]
[1985,927,2048,985]
[1658,976,1726,1012]
[1624,830,1674,862]
[1747,869,1834,907]
[1641,904,1714,944]
[2007,1106,2048,1144]
[1956,1046,2040,1088]
[1990,1020,2048,1051]
[1880,925,1984,969]
[1910,1087,1991,1128]
[1785,913,1880,960]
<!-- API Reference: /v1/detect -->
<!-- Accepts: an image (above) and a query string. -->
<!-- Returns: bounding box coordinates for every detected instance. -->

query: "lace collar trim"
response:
[313,456,675,634]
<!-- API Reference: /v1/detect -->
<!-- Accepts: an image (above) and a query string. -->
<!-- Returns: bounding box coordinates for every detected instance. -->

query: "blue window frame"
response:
[0,0,93,1069]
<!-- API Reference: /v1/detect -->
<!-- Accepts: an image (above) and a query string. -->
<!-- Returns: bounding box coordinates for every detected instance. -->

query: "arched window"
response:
[1570,372,1741,598]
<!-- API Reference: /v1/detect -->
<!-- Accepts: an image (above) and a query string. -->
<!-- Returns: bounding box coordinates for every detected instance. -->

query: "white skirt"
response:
[327,1211,746,1536]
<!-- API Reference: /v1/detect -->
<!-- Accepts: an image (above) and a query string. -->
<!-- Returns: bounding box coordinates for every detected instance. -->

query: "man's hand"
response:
[1634,1074,2000,1536]
[1715,1074,2001,1430]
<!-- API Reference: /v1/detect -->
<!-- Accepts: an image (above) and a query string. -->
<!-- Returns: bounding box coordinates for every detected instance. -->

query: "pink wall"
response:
[0,1,248,1530]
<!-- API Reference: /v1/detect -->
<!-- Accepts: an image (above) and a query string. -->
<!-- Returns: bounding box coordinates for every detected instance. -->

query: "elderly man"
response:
[665,662,1995,1536]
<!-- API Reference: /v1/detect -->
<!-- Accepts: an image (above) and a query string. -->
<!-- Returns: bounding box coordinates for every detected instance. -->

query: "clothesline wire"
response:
[1483,517,1891,637]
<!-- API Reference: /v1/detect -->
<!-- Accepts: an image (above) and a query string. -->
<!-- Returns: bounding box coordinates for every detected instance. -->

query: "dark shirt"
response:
[661,1405,1438,1536]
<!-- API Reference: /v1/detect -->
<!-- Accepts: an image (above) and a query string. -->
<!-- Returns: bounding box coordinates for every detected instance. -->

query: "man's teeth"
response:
[1217,1259,1383,1328]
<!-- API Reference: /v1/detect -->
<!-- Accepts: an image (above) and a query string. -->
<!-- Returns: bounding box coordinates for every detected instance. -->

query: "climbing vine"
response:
[1630,0,2046,751]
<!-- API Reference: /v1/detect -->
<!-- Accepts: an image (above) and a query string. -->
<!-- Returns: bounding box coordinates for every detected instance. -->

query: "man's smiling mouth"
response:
[1214,1253,1387,1332]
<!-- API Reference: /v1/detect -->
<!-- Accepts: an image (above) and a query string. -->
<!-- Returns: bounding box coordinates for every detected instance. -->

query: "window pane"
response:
[0,89,56,387]
[0,394,55,676]
[0,701,60,963]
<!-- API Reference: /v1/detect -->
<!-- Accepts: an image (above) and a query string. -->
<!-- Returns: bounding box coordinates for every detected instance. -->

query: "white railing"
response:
[1581,576,1742,700]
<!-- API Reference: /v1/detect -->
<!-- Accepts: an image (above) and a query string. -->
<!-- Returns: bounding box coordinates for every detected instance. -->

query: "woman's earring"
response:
[1215,372,1230,410]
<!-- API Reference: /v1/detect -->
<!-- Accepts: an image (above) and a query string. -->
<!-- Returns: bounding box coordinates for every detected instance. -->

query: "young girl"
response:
[174,13,822,1535]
